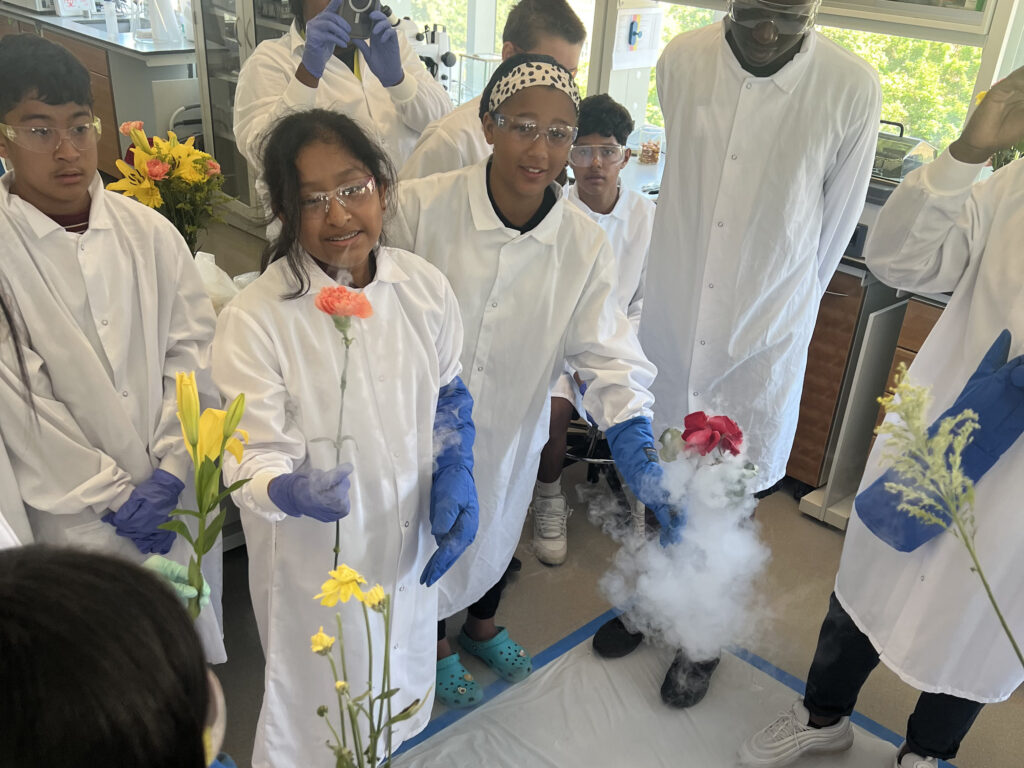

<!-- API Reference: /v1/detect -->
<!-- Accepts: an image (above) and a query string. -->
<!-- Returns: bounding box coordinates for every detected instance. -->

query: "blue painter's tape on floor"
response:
[398,611,956,768]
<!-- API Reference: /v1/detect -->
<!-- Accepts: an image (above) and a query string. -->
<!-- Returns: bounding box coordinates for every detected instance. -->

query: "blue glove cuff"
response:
[434,377,476,476]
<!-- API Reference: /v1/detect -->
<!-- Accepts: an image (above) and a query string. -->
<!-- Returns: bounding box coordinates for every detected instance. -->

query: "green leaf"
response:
[168,507,202,519]
[207,478,249,510]
[376,688,400,701]
[197,508,228,555]
[158,519,195,547]
[385,695,427,726]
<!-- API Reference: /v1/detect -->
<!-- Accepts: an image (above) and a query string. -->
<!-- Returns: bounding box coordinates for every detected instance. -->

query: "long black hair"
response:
[260,109,396,299]
[0,546,210,767]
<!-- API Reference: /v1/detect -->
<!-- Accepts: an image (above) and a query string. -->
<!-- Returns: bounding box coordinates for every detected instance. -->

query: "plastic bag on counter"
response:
[195,251,258,314]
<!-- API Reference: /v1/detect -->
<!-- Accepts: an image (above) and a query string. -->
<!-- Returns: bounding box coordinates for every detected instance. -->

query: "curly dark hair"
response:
[260,108,396,299]
[577,94,635,146]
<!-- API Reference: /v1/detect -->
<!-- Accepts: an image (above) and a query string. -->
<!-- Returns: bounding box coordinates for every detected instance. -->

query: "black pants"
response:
[804,593,984,761]
[437,566,510,642]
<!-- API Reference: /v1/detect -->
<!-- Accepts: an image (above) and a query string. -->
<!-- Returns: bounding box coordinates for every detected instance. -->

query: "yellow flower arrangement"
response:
[312,564,427,768]
[106,121,225,254]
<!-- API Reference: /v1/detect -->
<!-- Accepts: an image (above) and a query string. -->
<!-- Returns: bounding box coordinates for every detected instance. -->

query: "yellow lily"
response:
[224,393,245,439]
[187,408,249,465]
[176,371,200,448]
[106,160,163,208]
[315,564,367,607]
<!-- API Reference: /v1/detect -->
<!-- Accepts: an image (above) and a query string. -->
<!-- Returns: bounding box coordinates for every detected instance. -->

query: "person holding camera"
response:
[234,0,452,185]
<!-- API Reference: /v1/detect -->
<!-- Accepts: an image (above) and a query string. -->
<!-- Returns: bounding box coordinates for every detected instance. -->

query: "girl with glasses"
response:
[391,53,673,709]
[212,109,477,767]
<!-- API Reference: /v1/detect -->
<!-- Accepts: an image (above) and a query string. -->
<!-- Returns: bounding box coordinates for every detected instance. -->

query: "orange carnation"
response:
[315,285,373,319]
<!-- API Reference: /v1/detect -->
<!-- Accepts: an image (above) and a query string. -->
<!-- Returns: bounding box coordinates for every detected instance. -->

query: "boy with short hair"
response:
[531,93,656,565]
[0,34,225,661]
[399,0,587,180]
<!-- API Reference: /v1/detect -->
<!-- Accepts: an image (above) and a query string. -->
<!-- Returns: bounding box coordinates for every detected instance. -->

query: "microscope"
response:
[383,5,457,97]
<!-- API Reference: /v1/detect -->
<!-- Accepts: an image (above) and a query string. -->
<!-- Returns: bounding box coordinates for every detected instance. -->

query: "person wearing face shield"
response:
[593,0,882,708]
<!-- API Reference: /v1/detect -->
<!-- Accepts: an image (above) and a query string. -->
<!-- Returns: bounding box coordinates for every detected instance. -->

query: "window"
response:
[608,3,981,153]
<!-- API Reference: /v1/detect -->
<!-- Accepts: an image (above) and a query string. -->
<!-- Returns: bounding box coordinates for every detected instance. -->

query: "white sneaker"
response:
[895,746,938,768]
[531,494,571,565]
[738,701,854,767]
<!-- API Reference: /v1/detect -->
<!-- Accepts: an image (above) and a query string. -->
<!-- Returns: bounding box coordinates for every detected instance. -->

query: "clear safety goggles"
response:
[568,144,627,166]
[727,0,821,36]
[492,113,579,149]
[0,116,102,153]
[300,176,377,220]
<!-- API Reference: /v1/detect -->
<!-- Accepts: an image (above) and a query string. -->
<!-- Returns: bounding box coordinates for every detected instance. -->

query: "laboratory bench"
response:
[0,2,195,176]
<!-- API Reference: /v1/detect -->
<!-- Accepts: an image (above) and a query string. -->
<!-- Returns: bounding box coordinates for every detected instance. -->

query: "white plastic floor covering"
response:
[395,642,900,768]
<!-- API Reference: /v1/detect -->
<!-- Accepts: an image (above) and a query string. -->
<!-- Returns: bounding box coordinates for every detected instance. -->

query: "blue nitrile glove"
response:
[421,376,479,586]
[300,0,352,79]
[268,464,353,523]
[102,469,184,554]
[606,416,685,546]
[352,10,404,87]
[143,554,211,608]
[857,329,1024,551]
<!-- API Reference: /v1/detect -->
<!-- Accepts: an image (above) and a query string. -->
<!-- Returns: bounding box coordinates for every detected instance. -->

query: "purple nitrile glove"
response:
[352,10,404,87]
[301,0,352,80]
[102,468,184,554]
[268,464,353,523]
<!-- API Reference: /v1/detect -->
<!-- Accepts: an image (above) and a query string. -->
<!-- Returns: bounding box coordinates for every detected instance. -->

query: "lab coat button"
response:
[403,521,410,528]
[101,319,109,326]
[730,154,738,160]
[477,366,483,372]
[700,340,706,345]
[378,375,385,382]
[399,585,405,592]
[716,221,724,228]
[693,391,699,397]
[491,302,498,308]
[745,82,752,89]
[121,390,129,398]
[708,283,714,289]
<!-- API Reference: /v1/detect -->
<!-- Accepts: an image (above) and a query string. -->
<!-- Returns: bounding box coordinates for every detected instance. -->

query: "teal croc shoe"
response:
[435,652,482,708]
[458,627,533,683]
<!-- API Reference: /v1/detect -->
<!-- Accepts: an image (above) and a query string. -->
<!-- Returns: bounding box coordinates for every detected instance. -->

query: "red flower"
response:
[315,285,373,319]
[206,160,221,177]
[119,120,144,136]
[146,158,171,180]
[681,411,743,456]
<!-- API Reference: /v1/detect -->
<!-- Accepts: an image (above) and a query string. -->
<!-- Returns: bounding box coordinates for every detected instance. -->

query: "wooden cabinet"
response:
[39,29,120,176]
[875,298,944,427]
[787,270,867,487]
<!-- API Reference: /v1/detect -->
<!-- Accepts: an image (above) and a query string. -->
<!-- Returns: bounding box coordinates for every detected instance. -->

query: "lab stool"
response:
[564,418,646,537]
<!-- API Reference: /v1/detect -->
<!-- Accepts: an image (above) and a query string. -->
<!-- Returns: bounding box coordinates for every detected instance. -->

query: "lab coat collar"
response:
[302,245,410,292]
[288,21,305,54]
[466,158,565,245]
[1,172,115,239]
[717,20,816,94]
[567,181,630,222]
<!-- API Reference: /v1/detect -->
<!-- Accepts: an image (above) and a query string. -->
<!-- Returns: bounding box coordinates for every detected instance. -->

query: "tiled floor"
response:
[205,221,1022,768]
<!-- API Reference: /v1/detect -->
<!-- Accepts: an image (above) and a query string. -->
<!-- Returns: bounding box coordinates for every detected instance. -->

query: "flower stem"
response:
[335,613,350,748]
[361,602,376,766]
[326,654,349,750]
[334,333,352,569]
[953,513,1024,669]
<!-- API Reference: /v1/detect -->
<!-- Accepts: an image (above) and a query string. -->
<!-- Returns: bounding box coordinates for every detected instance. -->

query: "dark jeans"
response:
[437,565,510,642]
[804,593,984,761]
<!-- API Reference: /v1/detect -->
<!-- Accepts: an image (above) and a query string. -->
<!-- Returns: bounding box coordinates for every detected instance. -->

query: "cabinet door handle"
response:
[825,290,849,297]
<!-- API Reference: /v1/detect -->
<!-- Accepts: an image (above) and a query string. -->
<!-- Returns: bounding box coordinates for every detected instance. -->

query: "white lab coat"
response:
[391,161,656,615]
[0,429,27,548]
[213,248,463,767]
[234,23,453,178]
[0,174,226,662]
[835,150,1024,703]
[399,95,490,179]
[641,24,880,488]
[554,183,655,407]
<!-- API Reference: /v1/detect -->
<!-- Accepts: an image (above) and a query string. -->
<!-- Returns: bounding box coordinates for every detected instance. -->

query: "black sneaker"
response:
[592,616,644,658]
[660,650,720,708]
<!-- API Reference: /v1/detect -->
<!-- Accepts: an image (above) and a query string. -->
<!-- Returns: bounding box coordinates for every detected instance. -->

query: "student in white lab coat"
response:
[530,93,655,566]
[740,66,1024,768]
[399,0,586,180]
[594,0,882,704]
[0,34,226,662]
[392,53,673,709]
[213,109,477,767]
[234,0,451,184]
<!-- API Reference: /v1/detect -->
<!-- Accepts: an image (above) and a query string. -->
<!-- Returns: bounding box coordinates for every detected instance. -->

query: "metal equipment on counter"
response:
[873,119,936,182]
[387,8,455,96]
